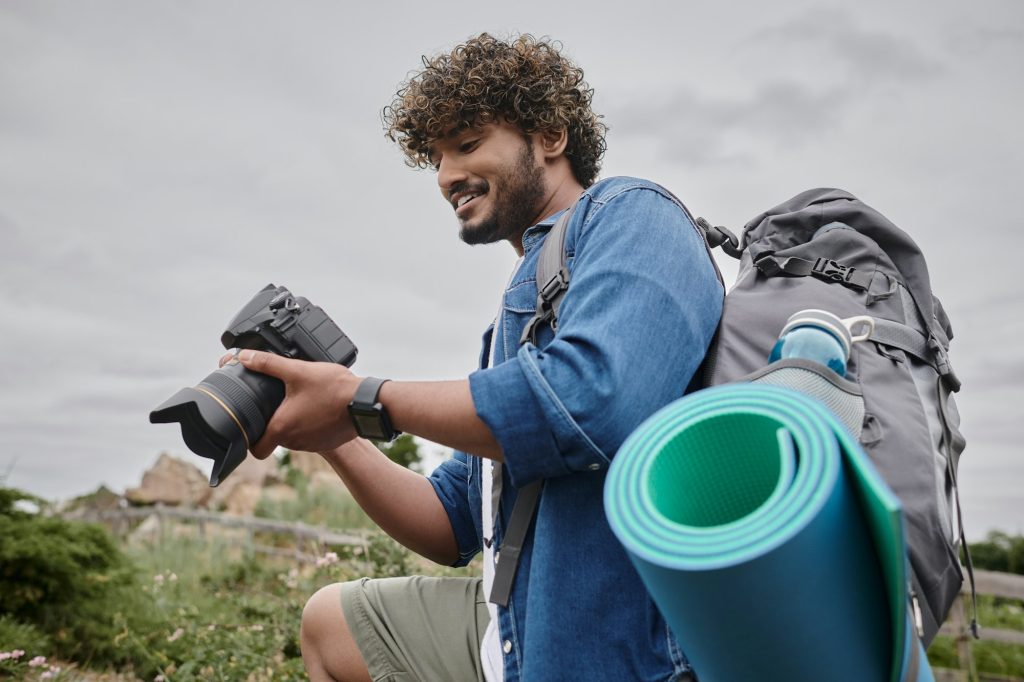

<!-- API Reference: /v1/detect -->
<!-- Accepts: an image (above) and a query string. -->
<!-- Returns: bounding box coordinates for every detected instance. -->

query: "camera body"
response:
[150,284,356,486]
[222,284,357,366]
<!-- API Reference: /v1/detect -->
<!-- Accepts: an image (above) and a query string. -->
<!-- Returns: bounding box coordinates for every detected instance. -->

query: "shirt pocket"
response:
[498,278,538,361]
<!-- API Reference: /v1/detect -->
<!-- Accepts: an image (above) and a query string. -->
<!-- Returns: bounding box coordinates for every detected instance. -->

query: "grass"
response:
[3,478,1020,681]
[927,594,1024,679]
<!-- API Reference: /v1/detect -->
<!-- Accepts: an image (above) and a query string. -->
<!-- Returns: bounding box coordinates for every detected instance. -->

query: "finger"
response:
[236,349,296,379]
[250,431,277,459]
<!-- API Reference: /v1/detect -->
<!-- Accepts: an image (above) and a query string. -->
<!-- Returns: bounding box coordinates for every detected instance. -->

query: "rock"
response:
[208,454,281,510]
[287,450,336,480]
[61,484,124,517]
[125,453,212,507]
[284,450,346,492]
[220,482,263,516]
[128,514,161,543]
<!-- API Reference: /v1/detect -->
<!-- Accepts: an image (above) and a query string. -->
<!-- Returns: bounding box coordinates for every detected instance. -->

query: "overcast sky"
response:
[1,0,1020,540]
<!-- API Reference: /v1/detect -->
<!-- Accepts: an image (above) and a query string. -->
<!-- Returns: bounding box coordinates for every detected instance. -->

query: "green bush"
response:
[967,531,1024,575]
[0,488,160,670]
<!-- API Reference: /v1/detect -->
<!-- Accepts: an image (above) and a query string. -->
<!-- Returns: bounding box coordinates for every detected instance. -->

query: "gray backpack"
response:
[698,188,971,644]
[502,187,972,646]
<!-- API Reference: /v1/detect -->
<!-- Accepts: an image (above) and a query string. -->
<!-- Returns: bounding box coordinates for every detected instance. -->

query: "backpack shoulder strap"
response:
[491,207,574,606]
[520,207,575,346]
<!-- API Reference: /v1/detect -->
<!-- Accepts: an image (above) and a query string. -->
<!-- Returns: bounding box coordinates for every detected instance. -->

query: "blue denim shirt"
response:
[428,177,723,681]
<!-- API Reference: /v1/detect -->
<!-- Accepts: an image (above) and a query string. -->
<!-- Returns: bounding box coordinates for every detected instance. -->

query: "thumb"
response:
[236,349,294,378]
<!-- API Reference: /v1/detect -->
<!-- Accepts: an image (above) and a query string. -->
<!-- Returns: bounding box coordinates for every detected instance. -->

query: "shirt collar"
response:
[520,208,568,253]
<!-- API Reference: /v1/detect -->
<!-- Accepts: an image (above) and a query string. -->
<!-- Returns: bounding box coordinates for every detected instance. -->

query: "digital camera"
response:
[150,284,357,486]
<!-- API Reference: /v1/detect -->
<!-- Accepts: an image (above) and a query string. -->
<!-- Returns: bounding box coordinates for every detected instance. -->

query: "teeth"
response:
[457,194,480,208]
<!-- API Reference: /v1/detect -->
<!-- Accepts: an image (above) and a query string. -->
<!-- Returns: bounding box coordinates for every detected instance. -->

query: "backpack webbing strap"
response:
[870,317,962,392]
[520,208,575,346]
[869,318,930,363]
[937,378,979,638]
[489,480,543,607]
[754,254,874,292]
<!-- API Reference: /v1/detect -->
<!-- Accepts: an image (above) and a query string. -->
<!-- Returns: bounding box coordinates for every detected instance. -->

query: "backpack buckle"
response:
[539,266,570,305]
[812,258,858,284]
[696,217,743,258]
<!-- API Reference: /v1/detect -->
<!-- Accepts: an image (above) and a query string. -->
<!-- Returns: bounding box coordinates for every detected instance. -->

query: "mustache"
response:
[448,180,489,202]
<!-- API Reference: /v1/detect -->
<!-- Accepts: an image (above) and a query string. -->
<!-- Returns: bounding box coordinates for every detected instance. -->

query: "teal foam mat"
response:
[604,383,932,682]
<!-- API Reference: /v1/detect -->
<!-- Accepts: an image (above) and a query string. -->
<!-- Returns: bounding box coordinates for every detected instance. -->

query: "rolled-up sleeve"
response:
[427,451,481,566]
[469,185,723,489]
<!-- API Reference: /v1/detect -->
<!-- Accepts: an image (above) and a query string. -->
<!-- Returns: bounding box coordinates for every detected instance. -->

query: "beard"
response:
[459,138,546,246]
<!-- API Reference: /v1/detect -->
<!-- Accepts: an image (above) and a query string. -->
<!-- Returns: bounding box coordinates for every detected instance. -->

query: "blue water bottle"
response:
[768,309,874,377]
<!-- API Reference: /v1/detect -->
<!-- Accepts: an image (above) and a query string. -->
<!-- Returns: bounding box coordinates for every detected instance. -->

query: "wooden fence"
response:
[73,504,367,564]
[934,569,1024,682]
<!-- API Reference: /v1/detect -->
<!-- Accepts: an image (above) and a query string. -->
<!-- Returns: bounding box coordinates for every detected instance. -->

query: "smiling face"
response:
[429,121,548,248]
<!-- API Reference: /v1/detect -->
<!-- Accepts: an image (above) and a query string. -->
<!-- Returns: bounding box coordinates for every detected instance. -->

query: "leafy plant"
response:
[377,434,423,472]
[0,487,159,669]
[967,531,1024,575]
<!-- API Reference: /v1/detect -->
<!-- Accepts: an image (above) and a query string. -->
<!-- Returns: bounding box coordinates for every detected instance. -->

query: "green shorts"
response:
[340,576,491,682]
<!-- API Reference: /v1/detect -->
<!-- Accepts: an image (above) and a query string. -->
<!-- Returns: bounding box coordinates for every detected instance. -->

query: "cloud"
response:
[606,7,948,167]
[949,25,1024,57]
[748,7,945,82]
[606,79,847,167]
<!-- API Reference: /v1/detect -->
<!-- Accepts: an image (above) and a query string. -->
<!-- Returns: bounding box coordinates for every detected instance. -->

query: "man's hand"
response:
[219,350,360,459]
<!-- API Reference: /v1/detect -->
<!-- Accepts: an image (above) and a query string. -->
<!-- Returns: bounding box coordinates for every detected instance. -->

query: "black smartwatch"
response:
[348,376,401,442]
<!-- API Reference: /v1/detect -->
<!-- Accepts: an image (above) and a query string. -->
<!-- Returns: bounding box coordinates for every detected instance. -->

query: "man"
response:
[230,34,723,681]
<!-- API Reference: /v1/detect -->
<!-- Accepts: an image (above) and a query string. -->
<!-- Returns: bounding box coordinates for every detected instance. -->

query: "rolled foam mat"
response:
[604,383,933,682]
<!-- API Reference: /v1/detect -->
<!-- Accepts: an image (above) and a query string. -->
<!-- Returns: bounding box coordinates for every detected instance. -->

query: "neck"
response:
[508,174,586,257]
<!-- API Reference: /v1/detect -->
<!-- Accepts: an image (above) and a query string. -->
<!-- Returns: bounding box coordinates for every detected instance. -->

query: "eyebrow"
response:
[426,125,481,163]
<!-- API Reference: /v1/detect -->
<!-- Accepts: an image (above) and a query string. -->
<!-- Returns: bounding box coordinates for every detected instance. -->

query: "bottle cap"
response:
[779,309,854,359]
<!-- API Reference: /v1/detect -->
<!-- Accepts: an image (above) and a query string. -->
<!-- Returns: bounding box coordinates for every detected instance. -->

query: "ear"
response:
[538,129,569,159]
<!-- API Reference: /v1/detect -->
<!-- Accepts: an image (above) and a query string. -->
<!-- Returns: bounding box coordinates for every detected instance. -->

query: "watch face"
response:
[350,406,386,440]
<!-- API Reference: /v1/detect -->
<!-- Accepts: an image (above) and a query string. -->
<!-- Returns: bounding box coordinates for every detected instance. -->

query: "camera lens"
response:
[149,361,285,486]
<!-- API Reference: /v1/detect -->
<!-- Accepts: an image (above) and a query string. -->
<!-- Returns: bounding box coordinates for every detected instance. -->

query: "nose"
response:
[436,155,467,199]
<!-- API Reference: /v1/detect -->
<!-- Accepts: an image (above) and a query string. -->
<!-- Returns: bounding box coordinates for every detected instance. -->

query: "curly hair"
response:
[383,33,607,188]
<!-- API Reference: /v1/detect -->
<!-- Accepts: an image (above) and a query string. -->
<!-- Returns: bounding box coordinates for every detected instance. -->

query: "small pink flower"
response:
[316,551,339,568]
[154,674,166,681]
[153,574,165,584]
[168,573,178,582]
[167,627,184,642]
[29,655,48,667]
[250,624,264,632]
[0,652,11,661]
[11,650,24,658]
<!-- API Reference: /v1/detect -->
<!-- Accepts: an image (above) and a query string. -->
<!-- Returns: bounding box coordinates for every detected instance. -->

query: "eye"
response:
[459,139,479,154]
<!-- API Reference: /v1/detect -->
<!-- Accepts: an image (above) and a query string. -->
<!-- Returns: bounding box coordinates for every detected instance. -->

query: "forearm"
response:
[378,379,504,462]
[318,438,459,565]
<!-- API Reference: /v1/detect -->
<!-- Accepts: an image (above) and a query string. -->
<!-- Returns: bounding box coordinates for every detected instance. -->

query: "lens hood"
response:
[149,385,251,486]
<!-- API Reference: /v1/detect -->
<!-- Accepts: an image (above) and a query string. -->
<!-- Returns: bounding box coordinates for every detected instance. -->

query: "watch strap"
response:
[353,376,389,406]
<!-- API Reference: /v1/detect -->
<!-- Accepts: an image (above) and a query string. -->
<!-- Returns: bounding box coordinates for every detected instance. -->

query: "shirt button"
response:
[503,639,513,654]
[588,463,601,470]
[494,551,500,564]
